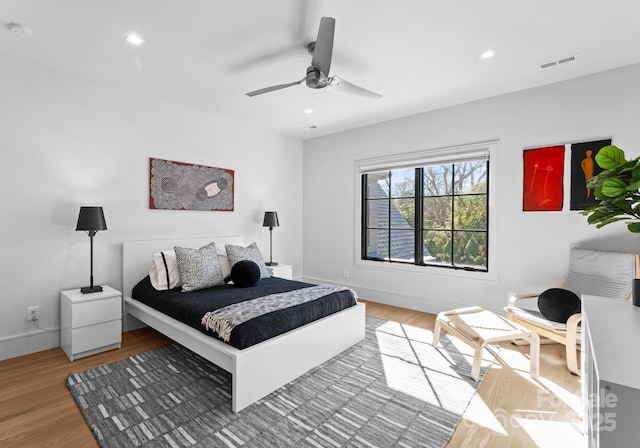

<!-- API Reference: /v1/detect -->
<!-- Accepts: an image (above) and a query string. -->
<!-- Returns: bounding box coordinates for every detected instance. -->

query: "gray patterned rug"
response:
[67,317,497,448]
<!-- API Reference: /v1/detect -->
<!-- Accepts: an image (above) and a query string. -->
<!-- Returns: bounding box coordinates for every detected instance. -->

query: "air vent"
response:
[558,55,577,64]
[538,53,579,70]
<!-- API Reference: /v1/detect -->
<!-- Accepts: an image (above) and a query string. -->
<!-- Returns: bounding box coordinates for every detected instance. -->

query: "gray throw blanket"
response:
[201,284,356,342]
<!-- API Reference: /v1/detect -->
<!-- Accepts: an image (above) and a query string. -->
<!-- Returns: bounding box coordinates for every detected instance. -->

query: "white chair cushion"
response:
[505,306,582,345]
[563,248,634,301]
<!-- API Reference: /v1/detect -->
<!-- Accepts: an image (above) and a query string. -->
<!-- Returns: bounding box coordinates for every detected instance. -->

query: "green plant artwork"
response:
[582,145,640,233]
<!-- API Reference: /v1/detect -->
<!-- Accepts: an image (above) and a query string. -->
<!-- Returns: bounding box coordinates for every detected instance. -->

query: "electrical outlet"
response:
[26,306,39,322]
[343,269,349,278]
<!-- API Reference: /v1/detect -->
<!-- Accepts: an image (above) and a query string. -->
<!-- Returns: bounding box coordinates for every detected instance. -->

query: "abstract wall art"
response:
[523,145,565,211]
[569,138,611,210]
[149,158,234,211]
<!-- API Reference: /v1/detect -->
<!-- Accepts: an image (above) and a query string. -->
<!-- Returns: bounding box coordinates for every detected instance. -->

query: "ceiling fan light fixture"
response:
[305,66,328,89]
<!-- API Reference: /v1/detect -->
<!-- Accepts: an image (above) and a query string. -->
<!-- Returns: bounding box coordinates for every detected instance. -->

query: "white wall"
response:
[0,57,303,360]
[303,63,640,315]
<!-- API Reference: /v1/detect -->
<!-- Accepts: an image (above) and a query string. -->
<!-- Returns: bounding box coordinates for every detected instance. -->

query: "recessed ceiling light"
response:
[480,50,495,59]
[304,108,313,114]
[124,33,144,46]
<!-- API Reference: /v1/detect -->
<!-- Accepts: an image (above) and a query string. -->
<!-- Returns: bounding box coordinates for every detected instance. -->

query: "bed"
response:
[122,236,366,412]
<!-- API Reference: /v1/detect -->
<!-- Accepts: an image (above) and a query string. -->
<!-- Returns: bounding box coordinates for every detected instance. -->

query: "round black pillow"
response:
[537,288,581,323]
[231,260,261,288]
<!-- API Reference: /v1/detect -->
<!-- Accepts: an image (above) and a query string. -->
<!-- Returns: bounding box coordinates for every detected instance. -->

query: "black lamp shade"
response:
[76,206,107,232]
[263,211,279,228]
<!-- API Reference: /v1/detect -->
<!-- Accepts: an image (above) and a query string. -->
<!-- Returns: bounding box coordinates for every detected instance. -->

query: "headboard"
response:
[122,235,243,299]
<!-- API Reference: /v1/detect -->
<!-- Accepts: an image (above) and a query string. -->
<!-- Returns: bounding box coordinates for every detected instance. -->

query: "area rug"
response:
[67,317,497,448]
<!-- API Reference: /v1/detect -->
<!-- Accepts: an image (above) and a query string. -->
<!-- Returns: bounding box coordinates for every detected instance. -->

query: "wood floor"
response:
[0,300,583,448]
[362,300,584,447]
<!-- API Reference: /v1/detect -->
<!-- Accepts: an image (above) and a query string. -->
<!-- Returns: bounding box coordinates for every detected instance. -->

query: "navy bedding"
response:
[131,276,357,349]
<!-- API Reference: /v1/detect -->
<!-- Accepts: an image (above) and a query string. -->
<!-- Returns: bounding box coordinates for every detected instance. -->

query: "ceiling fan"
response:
[245,17,382,99]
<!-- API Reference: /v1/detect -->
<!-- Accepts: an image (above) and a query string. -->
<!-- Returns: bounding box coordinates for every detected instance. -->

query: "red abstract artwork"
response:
[523,145,565,211]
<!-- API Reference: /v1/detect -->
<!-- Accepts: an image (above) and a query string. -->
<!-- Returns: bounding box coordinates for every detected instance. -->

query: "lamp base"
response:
[265,262,278,266]
[81,285,103,294]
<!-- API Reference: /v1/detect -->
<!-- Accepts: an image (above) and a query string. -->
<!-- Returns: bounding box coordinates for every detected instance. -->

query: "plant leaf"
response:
[601,178,628,197]
[582,146,640,232]
[625,179,640,192]
[595,145,626,170]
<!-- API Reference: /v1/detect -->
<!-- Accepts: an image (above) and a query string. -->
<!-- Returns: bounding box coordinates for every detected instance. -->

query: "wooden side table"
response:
[60,285,122,361]
[433,306,540,380]
[267,264,293,280]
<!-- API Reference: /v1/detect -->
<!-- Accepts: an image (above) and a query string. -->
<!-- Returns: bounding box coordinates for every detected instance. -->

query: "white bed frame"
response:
[122,236,365,412]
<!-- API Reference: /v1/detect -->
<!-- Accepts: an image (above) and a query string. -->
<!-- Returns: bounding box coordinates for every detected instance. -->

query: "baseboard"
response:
[0,328,60,361]
[302,275,505,316]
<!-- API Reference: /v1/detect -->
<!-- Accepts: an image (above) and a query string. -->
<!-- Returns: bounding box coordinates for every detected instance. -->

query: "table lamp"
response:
[262,211,279,266]
[76,206,107,293]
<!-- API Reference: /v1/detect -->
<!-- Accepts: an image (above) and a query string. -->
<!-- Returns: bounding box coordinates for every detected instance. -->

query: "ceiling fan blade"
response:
[328,76,383,99]
[291,0,316,44]
[311,17,335,76]
[245,78,305,97]
[230,0,316,72]
[231,44,305,72]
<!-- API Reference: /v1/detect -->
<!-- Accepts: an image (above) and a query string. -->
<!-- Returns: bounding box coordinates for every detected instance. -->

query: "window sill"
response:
[355,258,498,282]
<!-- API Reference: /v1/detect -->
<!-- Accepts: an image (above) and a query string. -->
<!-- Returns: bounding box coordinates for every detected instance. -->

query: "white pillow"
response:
[149,250,181,291]
[218,254,232,280]
[211,244,231,280]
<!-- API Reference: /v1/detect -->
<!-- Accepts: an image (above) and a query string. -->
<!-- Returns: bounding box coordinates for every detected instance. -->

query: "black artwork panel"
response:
[570,139,611,210]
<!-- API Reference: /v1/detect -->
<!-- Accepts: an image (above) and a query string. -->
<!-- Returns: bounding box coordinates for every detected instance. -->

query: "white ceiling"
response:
[2,0,640,140]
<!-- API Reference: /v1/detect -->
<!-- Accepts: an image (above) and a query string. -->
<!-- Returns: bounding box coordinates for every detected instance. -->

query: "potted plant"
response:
[582,145,640,232]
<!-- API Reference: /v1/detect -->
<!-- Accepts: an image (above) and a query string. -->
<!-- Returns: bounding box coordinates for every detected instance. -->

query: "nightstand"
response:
[60,285,122,361]
[267,264,293,280]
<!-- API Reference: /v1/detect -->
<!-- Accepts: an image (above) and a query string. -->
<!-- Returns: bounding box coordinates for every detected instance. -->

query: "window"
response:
[360,144,491,272]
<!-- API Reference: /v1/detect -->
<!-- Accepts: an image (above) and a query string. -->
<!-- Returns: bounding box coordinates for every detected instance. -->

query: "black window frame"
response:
[361,158,489,272]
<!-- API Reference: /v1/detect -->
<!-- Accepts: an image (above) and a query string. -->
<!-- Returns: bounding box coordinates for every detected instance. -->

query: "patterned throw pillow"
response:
[174,243,225,292]
[225,242,271,278]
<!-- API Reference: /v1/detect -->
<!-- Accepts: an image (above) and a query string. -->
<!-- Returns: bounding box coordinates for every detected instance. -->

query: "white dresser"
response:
[582,295,640,447]
[60,285,122,361]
